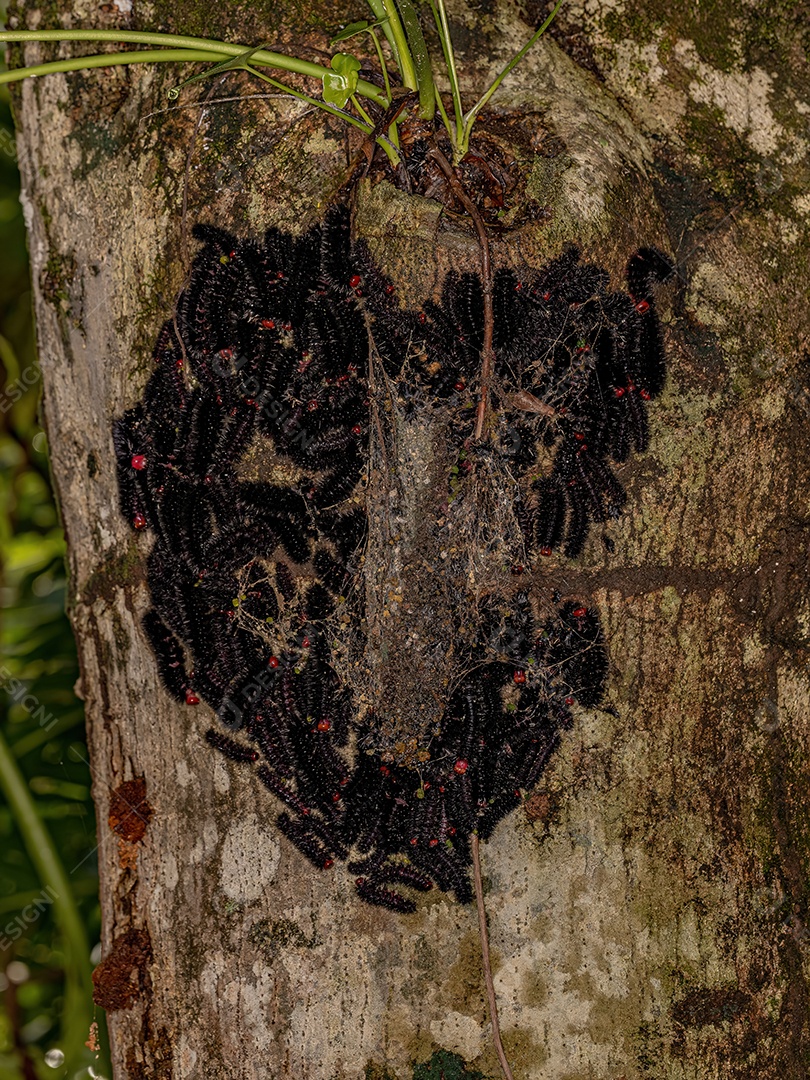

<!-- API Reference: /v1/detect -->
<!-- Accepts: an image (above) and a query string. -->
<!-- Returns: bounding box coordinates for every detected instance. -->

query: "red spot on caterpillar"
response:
[454,759,469,775]
[574,432,585,441]
[131,455,146,470]
[410,837,418,846]
[261,318,275,329]
[185,690,200,705]
[323,859,334,869]
[307,400,319,412]
[513,670,527,684]
[572,607,587,618]
[268,656,279,668]
[565,696,575,705]
[133,512,147,530]
[635,299,650,314]
[302,637,311,648]
[219,348,233,360]
[540,546,552,557]
[349,274,361,288]
[385,284,395,295]
[614,387,626,398]
[351,425,362,436]
[640,389,651,400]
[317,719,331,732]
[454,380,466,392]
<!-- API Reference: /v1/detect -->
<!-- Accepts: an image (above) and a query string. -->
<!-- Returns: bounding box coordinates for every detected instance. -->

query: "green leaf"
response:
[332,53,362,78]
[167,40,273,100]
[331,18,387,44]
[322,52,362,107]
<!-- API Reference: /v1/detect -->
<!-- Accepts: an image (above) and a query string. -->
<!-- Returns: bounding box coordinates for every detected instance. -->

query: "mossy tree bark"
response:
[12,0,810,1076]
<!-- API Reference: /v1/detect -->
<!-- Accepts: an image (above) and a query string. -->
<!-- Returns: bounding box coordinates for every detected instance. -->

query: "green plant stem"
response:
[427,0,464,148]
[379,0,417,89]
[360,25,400,150]
[394,0,435,120]
[0,724,93,1065]
[364,0,399,63]
[461,0,563,152]
[434,91,454,142]
[0,48,225,86]
[367,27,392,104]
[0,29,387,104]
[350,93,374,127]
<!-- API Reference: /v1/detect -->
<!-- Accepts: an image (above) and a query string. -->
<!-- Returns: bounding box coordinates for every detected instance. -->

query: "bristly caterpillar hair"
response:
[113,204,672,912]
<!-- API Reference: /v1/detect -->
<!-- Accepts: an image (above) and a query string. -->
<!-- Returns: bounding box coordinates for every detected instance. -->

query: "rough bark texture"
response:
[11,0,810,1076]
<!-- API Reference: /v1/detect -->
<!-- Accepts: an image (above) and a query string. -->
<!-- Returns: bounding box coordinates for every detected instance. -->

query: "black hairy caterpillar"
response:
[113,207,671,912]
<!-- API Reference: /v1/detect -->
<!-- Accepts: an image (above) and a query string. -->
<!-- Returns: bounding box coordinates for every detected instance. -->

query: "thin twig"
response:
[427,146,494,441]
[138,91,311,123]
[472,833,516,1080]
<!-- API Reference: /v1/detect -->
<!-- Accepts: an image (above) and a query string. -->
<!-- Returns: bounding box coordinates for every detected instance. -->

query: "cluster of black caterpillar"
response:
[113,207,671,911]
[363,236,673,556]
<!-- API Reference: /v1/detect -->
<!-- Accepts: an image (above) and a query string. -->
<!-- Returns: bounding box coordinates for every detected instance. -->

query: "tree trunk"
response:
[12,0,810,1076]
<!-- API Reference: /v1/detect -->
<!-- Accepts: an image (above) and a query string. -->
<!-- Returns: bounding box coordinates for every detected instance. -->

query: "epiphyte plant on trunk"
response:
[0,0,563,165]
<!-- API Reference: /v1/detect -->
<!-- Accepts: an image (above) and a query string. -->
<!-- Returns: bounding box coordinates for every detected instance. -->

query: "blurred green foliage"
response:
[0,36,110,1080]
